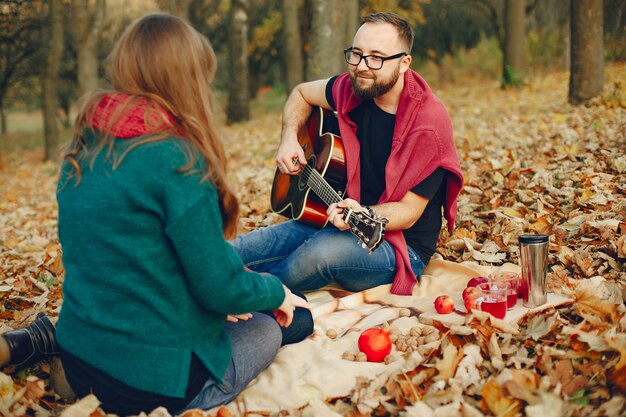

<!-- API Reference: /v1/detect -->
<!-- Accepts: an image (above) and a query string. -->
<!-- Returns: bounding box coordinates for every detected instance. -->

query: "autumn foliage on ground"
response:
[0,65,624,416]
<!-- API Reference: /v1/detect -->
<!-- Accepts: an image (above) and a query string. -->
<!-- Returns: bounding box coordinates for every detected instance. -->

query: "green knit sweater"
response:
[56,136,285,398]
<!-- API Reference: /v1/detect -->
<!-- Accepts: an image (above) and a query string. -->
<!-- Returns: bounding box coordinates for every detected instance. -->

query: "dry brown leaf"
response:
[59,394,101,417]
[525,311,559,341]
[23,376,46,402]
[434,342,464,381]
[554,359,589,396]
[488,333,504,370]
[573,285,620,323]
[481,379,520,417]
[524,392,564,417]
[503,369,540,405]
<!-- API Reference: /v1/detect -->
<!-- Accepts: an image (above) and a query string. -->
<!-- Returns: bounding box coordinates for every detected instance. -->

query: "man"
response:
[233,12,463,295]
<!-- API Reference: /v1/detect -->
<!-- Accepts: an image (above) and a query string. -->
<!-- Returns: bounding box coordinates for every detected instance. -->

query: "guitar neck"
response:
[301,165,343,207]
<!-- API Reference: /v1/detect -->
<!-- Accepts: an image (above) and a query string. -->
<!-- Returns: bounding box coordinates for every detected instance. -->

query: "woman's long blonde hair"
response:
[65,13,239,238]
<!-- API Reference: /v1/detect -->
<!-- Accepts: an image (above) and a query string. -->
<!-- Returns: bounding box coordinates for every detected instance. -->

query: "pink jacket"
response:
[331,70,464,295]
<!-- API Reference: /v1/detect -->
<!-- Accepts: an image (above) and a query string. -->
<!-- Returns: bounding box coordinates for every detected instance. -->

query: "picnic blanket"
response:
[224,256,571,415]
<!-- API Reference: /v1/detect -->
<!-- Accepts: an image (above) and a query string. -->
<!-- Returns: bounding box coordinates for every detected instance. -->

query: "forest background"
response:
[0,0,625,416]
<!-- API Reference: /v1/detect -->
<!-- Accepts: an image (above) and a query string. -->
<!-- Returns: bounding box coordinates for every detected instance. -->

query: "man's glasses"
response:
[344,48,407,70]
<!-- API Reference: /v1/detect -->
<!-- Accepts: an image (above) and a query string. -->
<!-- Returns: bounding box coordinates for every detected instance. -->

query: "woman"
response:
[55,13,312,416]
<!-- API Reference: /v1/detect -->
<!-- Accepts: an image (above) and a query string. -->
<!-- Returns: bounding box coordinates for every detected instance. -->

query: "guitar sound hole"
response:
[297,155,317,191]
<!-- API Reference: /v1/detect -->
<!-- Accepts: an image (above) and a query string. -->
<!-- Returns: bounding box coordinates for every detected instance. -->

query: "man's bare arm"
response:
[276,79,332,174]
[327,191,429,232]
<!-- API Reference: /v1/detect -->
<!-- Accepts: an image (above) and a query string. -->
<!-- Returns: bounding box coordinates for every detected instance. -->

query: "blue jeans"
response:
[232,220,425,292]
[178,313,282,412]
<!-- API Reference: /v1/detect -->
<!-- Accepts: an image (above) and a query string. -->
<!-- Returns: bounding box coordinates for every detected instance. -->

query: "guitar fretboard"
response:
[300,164,360,228]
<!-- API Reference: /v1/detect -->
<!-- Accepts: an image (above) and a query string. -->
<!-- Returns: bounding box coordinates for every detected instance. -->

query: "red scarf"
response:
[91,93,179,138]
[332,70,464,295]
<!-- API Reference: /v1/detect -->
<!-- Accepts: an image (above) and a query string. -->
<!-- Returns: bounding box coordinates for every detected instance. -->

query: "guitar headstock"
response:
[344,209,387,253]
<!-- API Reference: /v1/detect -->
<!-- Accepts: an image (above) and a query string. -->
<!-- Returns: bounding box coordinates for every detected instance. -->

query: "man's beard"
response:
[349,67,400,100]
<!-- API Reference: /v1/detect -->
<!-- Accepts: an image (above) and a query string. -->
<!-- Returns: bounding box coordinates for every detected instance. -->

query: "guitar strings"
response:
[300,164,359,228]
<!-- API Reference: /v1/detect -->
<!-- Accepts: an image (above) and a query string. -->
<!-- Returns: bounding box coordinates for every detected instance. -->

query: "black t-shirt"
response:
[325,76,446,264]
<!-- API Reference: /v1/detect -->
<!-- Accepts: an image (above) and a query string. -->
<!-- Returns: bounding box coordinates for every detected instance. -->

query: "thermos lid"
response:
[519,234,548,244]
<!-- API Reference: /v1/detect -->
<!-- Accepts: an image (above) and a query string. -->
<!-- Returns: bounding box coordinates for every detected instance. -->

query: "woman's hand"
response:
[225,313,253,323]
[273,285,312,327]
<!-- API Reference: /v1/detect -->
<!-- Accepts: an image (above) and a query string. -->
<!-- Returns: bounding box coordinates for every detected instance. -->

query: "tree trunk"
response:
[569,0,603,104]
[72,0,105,96]
[502,0,526,87]
[43,0,64,162]
[0,106,6,135]
[282,0,303,93]
[335,0,359,72]
[342,0,359,52]
[306,0,343,80]
[227,0,250,124]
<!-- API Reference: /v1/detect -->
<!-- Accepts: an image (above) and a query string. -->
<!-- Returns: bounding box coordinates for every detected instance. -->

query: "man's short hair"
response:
[361,12,414,53]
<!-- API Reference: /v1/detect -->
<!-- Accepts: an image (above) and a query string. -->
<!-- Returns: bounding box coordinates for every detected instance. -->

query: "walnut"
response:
[384,355,396,365]
[409,326,422,337]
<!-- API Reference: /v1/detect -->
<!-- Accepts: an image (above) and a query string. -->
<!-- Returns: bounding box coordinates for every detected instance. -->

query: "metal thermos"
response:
[519,234,549,307]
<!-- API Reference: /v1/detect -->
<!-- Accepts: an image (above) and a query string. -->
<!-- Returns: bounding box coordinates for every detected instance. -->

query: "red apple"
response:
[464,293,478,312]
[462,286,479,300]
[434,295,455,314]
[358,328,392,362]
[467,276,489,288]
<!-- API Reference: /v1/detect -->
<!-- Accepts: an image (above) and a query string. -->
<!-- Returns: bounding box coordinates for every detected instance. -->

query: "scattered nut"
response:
[384,355,396,364]
[326,328,337,339]
[418,345,433,355]
[417,336,426,345]
[390,333,399,342]
[409,326,422,337]
[381,321,390,331]
[407,337,418,347]
[389,327,402,336]
[422,326,435,336]
[342,351,356,361]
[425,333,439,343]
[355,352,368,362]
[399,308,411,317]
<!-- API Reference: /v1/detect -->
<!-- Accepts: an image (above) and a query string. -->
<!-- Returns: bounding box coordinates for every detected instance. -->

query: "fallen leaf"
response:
[434,342,464,381]
[524,392,564,417]
[481,378,520,417]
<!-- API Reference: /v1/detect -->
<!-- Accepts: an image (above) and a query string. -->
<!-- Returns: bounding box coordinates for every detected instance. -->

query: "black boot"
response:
[4,313,59,367]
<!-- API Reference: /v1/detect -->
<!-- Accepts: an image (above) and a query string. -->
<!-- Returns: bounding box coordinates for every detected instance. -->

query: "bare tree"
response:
[306,0,343,81]
[503,0,525,86]
[43,0,64,161]
[0,0,42,134]
[227,0,250,124]
[72,0,106,96]
[282,0,303,92]
[342,0,359,47]
[569,0,603,104]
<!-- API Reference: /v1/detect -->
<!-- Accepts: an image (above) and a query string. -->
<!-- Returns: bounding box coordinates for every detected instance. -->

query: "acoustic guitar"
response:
[270,107,386,253]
